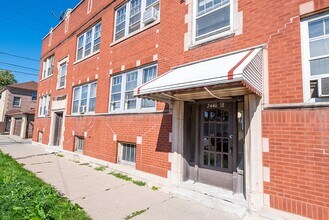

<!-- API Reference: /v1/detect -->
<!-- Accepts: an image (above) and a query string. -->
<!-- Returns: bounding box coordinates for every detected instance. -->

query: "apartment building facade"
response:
[33,0,329,219]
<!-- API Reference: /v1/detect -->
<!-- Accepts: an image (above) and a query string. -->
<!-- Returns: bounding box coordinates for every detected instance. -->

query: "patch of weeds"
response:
[94,165,107,171]
[109,172,132,181]
[20,163,25,166]
[79,162,89,166]
[125,208,149,220]
[0,150,90,220]
[132,180,147,187]
[105,188,111,191]
[109,172,148,187]
[151,186,160,191]
[56,154,64,158]
[71,160,80,164]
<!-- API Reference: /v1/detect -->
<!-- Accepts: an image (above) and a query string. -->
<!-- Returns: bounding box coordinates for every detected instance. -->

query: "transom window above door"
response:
[110,65,157,113]
[114,0,160,41]
[195,0,232,41]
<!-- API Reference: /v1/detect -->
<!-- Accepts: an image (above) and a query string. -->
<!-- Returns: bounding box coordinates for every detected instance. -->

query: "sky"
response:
[0,0,81,83]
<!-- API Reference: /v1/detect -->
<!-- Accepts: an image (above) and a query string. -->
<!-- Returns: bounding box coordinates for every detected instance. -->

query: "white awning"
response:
[135,47,263,101]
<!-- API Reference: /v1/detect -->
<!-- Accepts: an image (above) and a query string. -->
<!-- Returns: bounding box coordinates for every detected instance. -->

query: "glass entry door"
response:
[197,101,235,189]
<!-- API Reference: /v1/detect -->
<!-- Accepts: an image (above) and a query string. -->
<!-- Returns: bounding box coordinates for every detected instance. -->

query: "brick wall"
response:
[263,108,329,219]
[34,0,329,218]
[7,88,36,113]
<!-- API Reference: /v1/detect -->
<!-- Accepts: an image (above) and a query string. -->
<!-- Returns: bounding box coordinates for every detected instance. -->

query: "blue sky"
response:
[0,0,81,83]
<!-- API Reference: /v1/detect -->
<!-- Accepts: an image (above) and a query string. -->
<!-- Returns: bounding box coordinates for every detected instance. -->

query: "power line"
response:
[0,62,39,72]
[0,15,45,33]
[0,52,39,62]
[0,69,39,77]
[0,4,51,27]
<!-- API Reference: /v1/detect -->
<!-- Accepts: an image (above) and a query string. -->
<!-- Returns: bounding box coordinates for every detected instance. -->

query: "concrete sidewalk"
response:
[0,135,244,220]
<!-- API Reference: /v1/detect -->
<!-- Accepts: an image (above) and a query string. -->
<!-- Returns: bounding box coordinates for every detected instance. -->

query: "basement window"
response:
[118,142,136,165]
[74,136,85,152]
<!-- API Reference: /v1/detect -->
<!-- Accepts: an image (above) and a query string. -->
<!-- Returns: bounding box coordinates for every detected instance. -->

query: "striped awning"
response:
[134,47,263,101]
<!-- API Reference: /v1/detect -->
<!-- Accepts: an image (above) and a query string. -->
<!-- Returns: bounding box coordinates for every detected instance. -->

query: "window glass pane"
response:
[116,5,126,40]
[90,83,97,98]
[129,0,141,33]
[142,66,156,108]
[85,30,92,56]
[81,85,88,99]
[73,87,80,100]
[126,72,138,91]
[310,38,329,58]
[73,100,79,113]
[196,5,230,38]
[60,63,67,77]
[310,57,329,76]
[146,0,158,7]
[309,19,324,39]
[326,18,329,35]
[78,35,84,48]
[197,0,229,16]
[89,98,96,112]
[93,24,101,51]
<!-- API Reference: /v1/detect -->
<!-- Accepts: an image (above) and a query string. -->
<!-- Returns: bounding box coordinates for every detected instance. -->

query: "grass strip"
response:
[0,150,90,220]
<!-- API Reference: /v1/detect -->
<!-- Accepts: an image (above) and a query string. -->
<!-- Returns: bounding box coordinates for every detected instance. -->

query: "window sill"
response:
[57,86,66,91]
[110,20,160,47]
[71,112,96,116]
[108,108,157,115]
[73,50,100,65]
[40,75,53,82]
[189,31,235,50]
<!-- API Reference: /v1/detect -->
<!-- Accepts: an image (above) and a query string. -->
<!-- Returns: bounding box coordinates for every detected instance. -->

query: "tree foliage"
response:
[0,70,17,89]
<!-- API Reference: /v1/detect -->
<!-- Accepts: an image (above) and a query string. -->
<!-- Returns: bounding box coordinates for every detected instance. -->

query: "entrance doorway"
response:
[184,98,245,192]
[53,112,63,146]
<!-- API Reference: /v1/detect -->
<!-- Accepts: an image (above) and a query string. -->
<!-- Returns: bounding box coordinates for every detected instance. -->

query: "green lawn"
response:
[0,151,90,220]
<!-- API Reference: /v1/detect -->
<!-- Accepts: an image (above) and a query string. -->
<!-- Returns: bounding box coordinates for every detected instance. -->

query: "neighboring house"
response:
[33,1,329,219]
[0,81,38,138]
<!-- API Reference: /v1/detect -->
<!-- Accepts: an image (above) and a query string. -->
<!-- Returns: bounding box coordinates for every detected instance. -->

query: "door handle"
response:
[229,134,234,139]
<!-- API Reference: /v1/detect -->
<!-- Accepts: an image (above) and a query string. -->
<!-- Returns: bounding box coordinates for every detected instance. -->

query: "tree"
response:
[0,70,17,89]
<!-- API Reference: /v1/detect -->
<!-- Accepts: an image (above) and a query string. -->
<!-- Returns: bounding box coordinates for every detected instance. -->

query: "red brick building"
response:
[33,0,329,219]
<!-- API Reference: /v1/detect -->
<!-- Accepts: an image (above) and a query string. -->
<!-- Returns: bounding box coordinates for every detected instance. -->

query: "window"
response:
[76,23,101,61]
[118,143,136,164]
[114,0,160,41]
[110,65,157,112]
[32,91,37,101]
[74,136,84,152]
[301,14,329,101]
[38,131,43,143]
[195,0,231,41]
[38,95,50,117]
[42,55,54,79]
[13,97,21,107]
[72,82,97,114]
[57,58,68,89]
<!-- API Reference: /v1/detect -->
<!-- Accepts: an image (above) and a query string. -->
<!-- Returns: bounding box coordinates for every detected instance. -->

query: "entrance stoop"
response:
[171,180,248,218]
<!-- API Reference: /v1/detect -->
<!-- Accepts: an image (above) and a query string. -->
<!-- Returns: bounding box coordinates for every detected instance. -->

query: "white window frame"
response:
[109,64,157,114]
[301,13,329,103]
[38,95,50,117]
[71,82,97,115]
[113,0,160,42]
[192,0,233,44]
[117,142,136,166]
[75,22,101,62]
[57,56,69,90]
[42,55,55,79]
[12,96,21,107]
